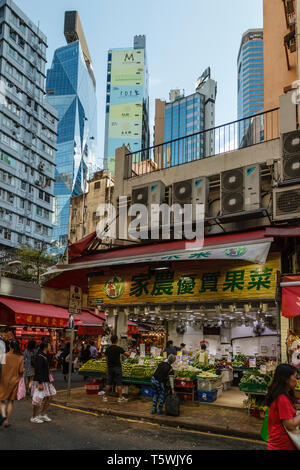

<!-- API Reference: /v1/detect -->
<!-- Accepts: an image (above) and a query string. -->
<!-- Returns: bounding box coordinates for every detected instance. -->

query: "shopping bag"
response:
[32,389,44,406]
[284,426,300,450]
[17,377,26,400]
[165,393,180,417]
[260,407,269,442]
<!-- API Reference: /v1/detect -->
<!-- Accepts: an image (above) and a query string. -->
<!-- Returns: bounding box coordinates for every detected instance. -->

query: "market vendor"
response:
[194,343,209,367]
[179,343,192,356]
[151,354,176,415]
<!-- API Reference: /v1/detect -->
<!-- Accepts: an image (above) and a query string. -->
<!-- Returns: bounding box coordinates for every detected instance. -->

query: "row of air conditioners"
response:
[131,165,300,225]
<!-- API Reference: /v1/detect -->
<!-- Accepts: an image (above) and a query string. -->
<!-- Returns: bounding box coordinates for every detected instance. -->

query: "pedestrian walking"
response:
[31,341,56,424]
[61,342,72,382]
[266,363,300,450]
[0,339,24,427]
[23,340,36,394]
[103,335,129,403]
[151,354,176,415]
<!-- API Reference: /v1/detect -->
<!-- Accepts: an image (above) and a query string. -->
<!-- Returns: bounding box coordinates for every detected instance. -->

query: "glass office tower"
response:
[46,12,97,254]
[237,29,264,145]
[163,69,217,167]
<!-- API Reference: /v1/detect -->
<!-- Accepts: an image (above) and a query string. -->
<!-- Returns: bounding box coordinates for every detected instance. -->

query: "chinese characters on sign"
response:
[69,285,82,315]
[88,256,280,305]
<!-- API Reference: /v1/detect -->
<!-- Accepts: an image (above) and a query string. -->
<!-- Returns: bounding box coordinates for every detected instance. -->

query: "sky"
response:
[18,0,263,166]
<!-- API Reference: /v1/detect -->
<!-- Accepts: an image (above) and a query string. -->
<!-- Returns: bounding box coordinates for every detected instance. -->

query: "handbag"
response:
[49,372,54,383]
[17,376,26,400]
[284,410,300,450]
[32,388,45,406]
[260,407,269,442]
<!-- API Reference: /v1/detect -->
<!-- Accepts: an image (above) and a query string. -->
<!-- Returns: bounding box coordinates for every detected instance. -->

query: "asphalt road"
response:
[0,369,266,451]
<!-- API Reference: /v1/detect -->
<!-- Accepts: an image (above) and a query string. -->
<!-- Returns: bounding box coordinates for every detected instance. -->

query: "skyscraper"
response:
[104,35,149,175]
[0,0,57,251]
[154,68,217,167]
[46,11,97,254]
[237,29,264,144]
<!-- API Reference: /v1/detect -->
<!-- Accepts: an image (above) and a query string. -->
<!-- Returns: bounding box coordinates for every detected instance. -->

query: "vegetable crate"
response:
[175,378,196,388]
[178,392,197,402]
[239,383,267,393]
[197,377,222,391]
[197,389,218,403]
[85,380,103,395]
[141,385,154,398]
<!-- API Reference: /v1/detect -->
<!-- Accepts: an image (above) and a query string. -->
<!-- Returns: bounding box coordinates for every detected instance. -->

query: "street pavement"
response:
[0,370,266,451]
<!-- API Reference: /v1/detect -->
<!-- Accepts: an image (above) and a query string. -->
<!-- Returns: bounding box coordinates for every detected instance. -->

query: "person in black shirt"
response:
[151,354,176,415]
[164,340,179,357]
[103,335,129,403]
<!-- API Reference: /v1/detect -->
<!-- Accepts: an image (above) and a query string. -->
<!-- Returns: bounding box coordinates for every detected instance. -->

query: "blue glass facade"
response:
[46,41,97,253]
[237,31,264,144]
[164,93,205,166]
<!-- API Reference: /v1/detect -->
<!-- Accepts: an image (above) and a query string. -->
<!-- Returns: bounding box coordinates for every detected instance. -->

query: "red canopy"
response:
[282,276,300,318]
[0,296,104,329]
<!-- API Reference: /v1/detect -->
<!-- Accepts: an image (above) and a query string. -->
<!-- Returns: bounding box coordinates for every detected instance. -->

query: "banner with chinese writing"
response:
[88,255,280,306]
[15,314,68,328]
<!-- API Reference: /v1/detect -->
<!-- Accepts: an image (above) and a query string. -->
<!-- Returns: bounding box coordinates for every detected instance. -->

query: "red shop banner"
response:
[282,277,300,318]
[15,313,68,328]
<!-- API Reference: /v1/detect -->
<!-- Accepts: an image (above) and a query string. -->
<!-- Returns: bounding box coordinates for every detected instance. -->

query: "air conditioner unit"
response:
[173,179,193,205]
[281,130,300,182]
[192,177,209,218]
[273,185,300,221]
[221,165,261,215]
[35,180,41,187]
[131,181,165,237]
[39,163,45,171]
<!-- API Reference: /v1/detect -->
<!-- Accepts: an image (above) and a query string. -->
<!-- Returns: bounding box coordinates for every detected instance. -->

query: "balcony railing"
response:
[125,107,280,179]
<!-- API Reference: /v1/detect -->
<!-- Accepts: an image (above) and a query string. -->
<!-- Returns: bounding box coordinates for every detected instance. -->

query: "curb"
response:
[52,399,263,442]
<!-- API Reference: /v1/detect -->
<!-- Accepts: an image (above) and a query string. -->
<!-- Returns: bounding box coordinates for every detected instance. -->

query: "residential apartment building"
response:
[0,0,57,251]
[104,35,150,175]
[46,11,97,255]
[237,29,264,144]
[264,0,298,112]
[153,68,217,168]
[69,170,114,244]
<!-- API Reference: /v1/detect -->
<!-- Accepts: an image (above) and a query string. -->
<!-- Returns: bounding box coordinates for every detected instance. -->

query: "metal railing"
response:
[125,107,280,179]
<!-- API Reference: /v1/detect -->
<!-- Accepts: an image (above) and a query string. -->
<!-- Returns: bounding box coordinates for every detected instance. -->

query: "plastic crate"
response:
[85,380,101,395]
[141,385,154,398]
[175,378,196,388]
[197,389,218,403]
[178,392,197,402]
[216,386,223,399]
[197,377,222,391]
[239,383,267,393]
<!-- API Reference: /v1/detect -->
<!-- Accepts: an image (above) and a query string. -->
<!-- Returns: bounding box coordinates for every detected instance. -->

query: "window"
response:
[94,181,101,190]
[19,198,25,209]
[72,209,77,217]
[21,181,26,191]
[45,194,50,203]
[18,215,24,224]
[39,190,43,200]
[17,234,23,244]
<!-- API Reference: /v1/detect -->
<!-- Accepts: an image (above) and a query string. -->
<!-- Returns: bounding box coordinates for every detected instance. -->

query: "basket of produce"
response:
[173,365,201,381]
[79,359,107,374]
[175,378,196,388]
[232,354,248,368]
[239,370,272,393]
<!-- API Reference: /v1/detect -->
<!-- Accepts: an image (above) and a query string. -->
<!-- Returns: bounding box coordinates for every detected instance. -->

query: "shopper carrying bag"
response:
[266,363,300,450]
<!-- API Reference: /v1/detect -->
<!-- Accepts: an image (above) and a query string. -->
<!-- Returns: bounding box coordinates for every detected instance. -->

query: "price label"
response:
[260,365,267,375]
[227,355,232,363]
[249,358,256,368]
[140,352,145,358]
[150,360,155,367]
[130,352,136,359]
[235,345,241,353]
[215,353,222,360]
[138,359,144,366]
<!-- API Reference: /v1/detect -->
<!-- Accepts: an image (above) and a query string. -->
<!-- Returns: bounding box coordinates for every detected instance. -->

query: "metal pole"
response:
[67,316,75,400]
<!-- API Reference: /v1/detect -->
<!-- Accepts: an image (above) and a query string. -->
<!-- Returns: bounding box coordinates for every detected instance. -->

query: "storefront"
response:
[42,229,282,412]
[0,296,105,354]
[281,275,300,367]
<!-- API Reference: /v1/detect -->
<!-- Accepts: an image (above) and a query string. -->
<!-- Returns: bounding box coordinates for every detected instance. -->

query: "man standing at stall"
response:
[103,335,129,403]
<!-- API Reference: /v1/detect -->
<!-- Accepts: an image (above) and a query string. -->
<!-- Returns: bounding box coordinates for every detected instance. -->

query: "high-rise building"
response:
[237,29,264,144]
[46,11,97,254]
[104,35,149,175]
[264,0,298,112]
[154,68,217,167]
[0,0,57,251]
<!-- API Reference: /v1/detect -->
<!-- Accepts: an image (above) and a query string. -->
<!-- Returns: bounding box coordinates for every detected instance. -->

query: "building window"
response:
[94,181,101,190]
